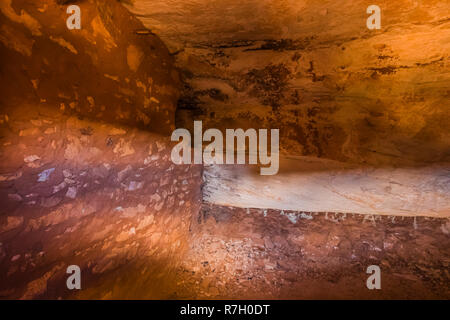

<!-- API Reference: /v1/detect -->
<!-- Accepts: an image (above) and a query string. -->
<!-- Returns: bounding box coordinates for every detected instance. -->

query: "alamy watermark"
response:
[66,265,81,290]
[65,4,380,31]
[366,265,381,290]
[171,121,280,175]
[66,5,81,30]
[367,5,381,30]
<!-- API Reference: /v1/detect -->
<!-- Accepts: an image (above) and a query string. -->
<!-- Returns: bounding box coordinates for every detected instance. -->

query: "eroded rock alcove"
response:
[0,0,449,299]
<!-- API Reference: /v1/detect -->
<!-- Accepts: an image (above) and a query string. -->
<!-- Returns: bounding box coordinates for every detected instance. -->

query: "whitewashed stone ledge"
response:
[203,156,450,217]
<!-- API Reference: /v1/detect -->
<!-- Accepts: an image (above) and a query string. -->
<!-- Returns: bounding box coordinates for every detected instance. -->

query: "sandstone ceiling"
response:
[124,0,450,166]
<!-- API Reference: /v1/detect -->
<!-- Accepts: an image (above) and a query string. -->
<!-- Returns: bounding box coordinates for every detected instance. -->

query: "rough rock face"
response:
[125,0,450,165]
[178,204,450,299]
[0,0,202,299]
[1,0,180,134]
[0,111,202,299]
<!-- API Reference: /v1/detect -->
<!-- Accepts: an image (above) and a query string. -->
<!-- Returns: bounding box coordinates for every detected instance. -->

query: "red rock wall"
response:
[0,0,202,299]
[0,110,202,299]
[181,204,450,299]
[0,0,180,134]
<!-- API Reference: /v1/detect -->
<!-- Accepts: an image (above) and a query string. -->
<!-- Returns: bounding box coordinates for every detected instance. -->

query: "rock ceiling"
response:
[124,0,450,166]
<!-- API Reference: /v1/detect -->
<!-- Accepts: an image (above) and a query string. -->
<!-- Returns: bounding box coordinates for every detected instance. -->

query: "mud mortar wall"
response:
[0,111,202,299]
[0,0,180,134]
[0,0,202,299]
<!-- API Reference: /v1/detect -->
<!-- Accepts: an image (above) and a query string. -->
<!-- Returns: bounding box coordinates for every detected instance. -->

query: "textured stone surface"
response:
[0,110,202,299]
[125,0,450,165]
[175,204,450,299]
[0,0,202,299]
[0,0,180,134]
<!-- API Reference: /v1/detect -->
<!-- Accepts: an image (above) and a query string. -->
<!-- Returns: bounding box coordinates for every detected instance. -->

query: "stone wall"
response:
[1,0,180,134]
[0,110,202,299]
[0,0,202,299]
[179,204,450,299]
